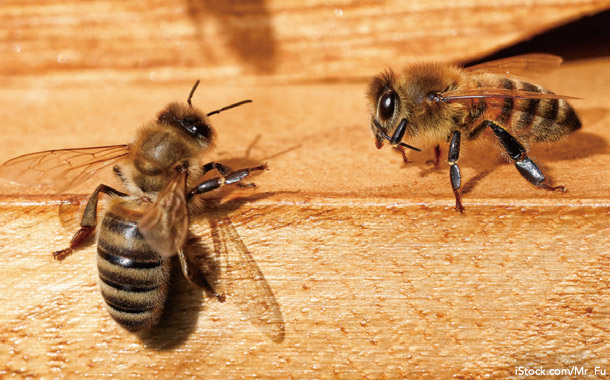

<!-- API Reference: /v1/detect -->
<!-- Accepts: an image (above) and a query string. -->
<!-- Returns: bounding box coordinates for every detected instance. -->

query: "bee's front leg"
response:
[187,164,268,200]
[201,161,258,188]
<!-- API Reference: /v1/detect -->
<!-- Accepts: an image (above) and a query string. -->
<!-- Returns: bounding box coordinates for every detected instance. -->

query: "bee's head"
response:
[157,80,252,149]
[367,70,420,152]
[158,103,215,148]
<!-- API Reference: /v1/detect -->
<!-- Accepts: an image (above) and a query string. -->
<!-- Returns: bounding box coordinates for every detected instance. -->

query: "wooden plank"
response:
[2,0,610,377]
[1,55,610,378]
[0,0,608,85]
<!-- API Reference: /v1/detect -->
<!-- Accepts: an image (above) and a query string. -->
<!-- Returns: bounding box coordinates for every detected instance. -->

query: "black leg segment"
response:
[187,164,267,200]
[485,120,565,192]
[448,131,464,212]
[201,161,260,188]
[201,162,233,177]
[485,120,525,161]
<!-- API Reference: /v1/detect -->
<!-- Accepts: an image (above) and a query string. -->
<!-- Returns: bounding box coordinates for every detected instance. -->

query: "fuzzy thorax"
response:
[367,62,468,147]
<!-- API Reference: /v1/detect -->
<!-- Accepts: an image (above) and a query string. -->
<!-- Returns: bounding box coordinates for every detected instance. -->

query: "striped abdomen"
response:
[466,77,581,142]
[97,203,171,332]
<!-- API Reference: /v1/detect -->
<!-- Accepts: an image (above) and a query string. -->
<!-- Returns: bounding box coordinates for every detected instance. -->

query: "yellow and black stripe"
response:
[97,209,170,332]
[467,77,580,142]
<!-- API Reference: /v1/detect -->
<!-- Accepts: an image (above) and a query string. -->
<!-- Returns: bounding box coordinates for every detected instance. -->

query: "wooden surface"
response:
[2,1,610,379]
[1,0,609,85]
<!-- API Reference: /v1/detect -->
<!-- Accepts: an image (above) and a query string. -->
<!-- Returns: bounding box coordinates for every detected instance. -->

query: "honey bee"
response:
[0,81,283,337]
[367,54,581,212]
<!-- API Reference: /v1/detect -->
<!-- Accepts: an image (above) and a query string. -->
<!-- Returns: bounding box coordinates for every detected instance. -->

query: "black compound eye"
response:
[181,117,212,139]
[182,116,199,126]
[378,90,397,121]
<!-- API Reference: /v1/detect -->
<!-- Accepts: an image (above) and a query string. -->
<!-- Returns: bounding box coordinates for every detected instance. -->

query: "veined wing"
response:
[138,169,189,257]
[0,145,129,192]
[466,54,563,78]
[212,216,285,343]
[440,88,579,105]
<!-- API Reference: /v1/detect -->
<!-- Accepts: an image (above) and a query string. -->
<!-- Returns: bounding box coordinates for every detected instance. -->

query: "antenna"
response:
[187,80,200,107]
[207,100,253,117]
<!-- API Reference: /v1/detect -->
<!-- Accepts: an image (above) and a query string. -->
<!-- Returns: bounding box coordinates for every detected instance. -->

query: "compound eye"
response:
[182,116,199,126]
[192,123,212,139]
[378,90,397,121]
[181,117,212,139]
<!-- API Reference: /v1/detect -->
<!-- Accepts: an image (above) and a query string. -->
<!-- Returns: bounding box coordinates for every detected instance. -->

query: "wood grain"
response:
[1,56,610,378]
[1,0,610,379]
[1,0,609,85]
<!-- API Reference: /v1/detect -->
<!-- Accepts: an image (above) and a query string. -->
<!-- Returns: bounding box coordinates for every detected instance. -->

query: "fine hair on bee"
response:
[0,80,270,332]
[367,54,581,212]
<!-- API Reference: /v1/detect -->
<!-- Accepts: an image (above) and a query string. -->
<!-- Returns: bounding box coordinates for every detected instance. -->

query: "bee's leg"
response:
[434,145,442,167]
[187,164,268,200]
[178,241,225,302]
[426,145,442,166]
[486,120,566,192]
[201,161,232,176]
[53,184,128,261]
[201,162,256,188]
[393,146,411,164]
[448,131,464,213]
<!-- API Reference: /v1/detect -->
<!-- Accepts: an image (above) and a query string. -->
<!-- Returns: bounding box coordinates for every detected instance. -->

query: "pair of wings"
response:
[440,53,578,104]
[0,141,189,257]
[0,143,189,255]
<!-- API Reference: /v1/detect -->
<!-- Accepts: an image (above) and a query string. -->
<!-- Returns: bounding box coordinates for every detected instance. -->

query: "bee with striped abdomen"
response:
[0,81,281,334]
[367,54,581,212]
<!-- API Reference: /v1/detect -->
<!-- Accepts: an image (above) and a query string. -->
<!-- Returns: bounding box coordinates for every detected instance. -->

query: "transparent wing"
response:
[0,145,129,192]
[440,87,579,104]
[138,170,189,257]
[57,194,89,230]
[466,54,563,77]
[212,216,285,342]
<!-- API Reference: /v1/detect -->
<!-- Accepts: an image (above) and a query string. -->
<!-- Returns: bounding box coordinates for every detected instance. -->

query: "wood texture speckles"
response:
[1,0,609,85]
[1,1,610,378]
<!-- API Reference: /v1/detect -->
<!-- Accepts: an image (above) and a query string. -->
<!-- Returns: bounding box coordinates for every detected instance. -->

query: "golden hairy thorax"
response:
[122,124,205,194]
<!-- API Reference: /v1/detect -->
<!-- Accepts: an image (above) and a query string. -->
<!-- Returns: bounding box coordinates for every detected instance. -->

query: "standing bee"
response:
[367,54,581,212]
[0,81,281,335]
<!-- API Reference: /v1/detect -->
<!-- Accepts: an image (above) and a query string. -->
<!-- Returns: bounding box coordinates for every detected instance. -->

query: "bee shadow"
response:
[185,0,277,74]
[215,133,303,171]
[136,257,207,350]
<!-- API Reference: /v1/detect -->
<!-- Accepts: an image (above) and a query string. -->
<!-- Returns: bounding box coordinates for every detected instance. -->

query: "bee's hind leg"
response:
[53,184,128,260]
[486,120,566,192]
[178,240,225,302]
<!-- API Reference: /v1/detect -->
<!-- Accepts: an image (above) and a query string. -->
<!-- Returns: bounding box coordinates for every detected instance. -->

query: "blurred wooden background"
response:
[2,0,609,85]
[1,1,610,379]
